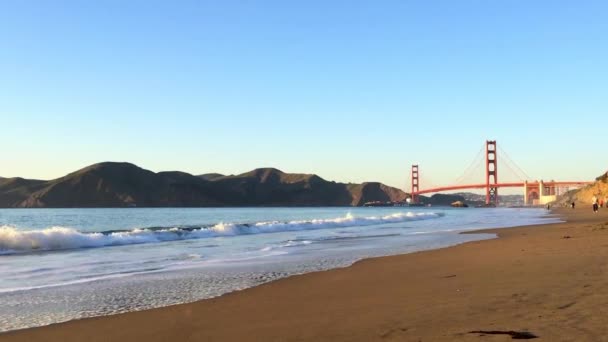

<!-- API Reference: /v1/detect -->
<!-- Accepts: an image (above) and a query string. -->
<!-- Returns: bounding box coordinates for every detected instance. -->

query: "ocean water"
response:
[0,207,560,332]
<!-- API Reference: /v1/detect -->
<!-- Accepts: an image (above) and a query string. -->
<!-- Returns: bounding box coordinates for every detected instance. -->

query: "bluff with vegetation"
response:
[0,162,409,208]
[557,172,608,205]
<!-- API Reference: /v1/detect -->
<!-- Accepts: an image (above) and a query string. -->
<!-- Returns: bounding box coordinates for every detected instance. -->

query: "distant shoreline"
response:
[0,205,530,210]
[1,162,526,208]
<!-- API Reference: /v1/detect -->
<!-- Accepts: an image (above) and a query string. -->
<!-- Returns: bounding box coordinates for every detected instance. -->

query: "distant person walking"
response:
[571,201,575,209]
[592,195,599,213]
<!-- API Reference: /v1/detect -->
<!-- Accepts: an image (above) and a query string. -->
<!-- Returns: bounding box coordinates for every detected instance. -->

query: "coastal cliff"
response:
[0,162,408,208]
[557,172,608,205]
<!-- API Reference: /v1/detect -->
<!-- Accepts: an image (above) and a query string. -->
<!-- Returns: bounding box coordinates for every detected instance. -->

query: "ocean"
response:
[0,207,559,332]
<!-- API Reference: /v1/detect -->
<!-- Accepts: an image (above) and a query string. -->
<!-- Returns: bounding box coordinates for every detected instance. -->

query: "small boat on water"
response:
[450,201,469,208]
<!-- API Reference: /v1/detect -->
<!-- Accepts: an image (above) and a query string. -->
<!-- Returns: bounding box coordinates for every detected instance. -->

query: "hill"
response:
[0,177,47,207]
[0,163,408,208]
[426,194,467,206]
[198,173,225,181]
[450,192,524,206]
[7,163,221,208]
[348,182,408,206]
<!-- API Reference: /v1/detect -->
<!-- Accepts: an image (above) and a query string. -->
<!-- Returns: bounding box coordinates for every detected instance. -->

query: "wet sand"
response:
[3,207,608,341]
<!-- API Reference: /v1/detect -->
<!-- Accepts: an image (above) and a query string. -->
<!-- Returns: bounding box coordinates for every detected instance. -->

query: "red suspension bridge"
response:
[409,140,591,206]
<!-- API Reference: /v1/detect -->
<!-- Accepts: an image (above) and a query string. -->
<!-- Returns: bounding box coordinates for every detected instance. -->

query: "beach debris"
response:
[562,235,572,239]
[557,301,576,310]
[468,330,538,339]
[442,274,456,278]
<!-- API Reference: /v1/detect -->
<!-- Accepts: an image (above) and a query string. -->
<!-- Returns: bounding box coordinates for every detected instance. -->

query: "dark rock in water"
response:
[450,201,469,208]
[0,163,409,208]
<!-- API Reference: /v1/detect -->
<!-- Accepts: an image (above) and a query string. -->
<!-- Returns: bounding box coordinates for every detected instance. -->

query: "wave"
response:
[0,212,443,254]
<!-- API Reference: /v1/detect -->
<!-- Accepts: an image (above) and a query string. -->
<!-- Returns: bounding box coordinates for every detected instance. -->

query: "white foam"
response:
[0,212,443,254]
[260,239,314,252]
[0,267,167,294]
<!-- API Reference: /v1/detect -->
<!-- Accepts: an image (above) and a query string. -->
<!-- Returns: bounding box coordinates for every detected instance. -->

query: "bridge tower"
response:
[485,140,498,206]
[411,164,419,203]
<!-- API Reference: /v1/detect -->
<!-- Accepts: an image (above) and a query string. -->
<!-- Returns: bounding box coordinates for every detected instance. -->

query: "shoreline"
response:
[3,207,608,341]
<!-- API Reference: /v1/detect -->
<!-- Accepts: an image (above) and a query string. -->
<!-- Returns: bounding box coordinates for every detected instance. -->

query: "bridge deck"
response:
[414,181,591,195]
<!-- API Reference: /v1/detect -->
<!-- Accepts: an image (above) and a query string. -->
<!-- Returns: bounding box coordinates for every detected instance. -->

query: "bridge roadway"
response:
[414,181,591,195]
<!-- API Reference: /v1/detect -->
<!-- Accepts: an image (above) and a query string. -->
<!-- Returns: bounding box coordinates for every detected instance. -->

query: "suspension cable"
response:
[498,146,532,180]
[453,143,485,185]
[500,156,526,181]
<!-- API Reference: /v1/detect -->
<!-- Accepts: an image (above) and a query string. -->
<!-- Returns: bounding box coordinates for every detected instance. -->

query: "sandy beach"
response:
[3,207,608,341]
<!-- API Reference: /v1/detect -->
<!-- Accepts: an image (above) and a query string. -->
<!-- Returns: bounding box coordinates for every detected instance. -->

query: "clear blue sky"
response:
[1,0,606,190]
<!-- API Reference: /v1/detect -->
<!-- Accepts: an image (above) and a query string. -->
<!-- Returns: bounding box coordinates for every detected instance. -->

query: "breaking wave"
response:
[0,212,443,254]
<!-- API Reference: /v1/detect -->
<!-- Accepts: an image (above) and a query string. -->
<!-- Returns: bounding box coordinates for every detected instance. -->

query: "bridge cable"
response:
[454,147,484,185]
[500,156,527,182]
[499,153,526,182]
[453,143,485,185]
[498,146,532,181]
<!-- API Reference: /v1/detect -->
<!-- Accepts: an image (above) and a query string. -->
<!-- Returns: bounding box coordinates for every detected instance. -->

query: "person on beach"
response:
[571,201,576,209]
[592,195,599,213]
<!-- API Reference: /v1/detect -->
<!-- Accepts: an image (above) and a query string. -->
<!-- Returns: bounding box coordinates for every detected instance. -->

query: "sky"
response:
[1,0,606,190]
